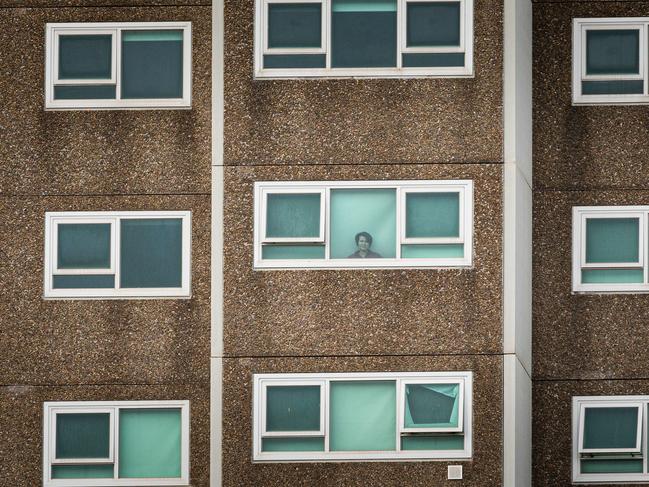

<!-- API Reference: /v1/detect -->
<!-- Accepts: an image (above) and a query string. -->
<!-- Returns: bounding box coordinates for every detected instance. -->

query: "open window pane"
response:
[57,223,111,269]
[586,30,640,75]
[266,193,321,238]
[585,218,639,263]
[583,407,639,450]
[56,413,110,459]
[404,383,460,429]
[51,465,114,479]
[407,2,461,47]
[405,192,460,238]
[59,35,112,80]
[266,385,321,432]
[268,4,322,48]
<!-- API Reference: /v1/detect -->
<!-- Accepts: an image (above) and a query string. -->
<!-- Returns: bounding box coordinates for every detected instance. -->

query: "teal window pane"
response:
[268,4,322,48]
[264,54,327,68]
[583,407,639,450]
[401,435,464,450]
[59,35,112,79]
[54,85,117,100]
[401,244,464,259]
[582,80,644,95]
[53,275,116,289]
[120,219,183,288]
[266,193,321,238]
[121,30,183,99]
[262,437,325,452]
[118,409,181,479]
[405,192,460,238]
[266,385,321,432]
[402,53,464,67]
[331,0,397,68]
[582,269,644,284]
[262,245,326,260]
[330,189,396,259]
[585,218,639,263]
[58,223,111,269]
[407,2,460,47]
[581,459,643,474]
[586,30,639,75]
[52,465,114,479]
[404,383,460,429]
[329,381,396,451]
[56,413,110,459]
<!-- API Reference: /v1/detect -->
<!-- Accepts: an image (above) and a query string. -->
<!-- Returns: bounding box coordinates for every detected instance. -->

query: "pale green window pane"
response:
[401,435,464,450]
[59,35,112,80]
[586,218,639,263]
[56,413,110,459]
[329,381,396,451]
[586,30,639,75]
[332,0,396,11]
[268,4,322,49]
[330,189,396,259]
[266,385,321,432]
[53,275,115,289]
[406,2,461,47]
[123,31,183,42]
[581,459,643,474]
[404,383,460,429]
[582,269,644,284]
[58,223,111,269]
[120,219,183,288]
[583,407,638,450]
[262,437,325,452]
[266,193,321,238]
[405,192,460,238]
[262,245,326,260]
[118,409,182,479]
[52,465,114,479]
[401,244,464,259]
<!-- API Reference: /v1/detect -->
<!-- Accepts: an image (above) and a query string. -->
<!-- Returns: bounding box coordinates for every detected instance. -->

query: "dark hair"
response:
[354,231,373,246]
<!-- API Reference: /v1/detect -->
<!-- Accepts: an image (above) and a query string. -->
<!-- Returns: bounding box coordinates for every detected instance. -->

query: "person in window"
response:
[348,231,382,258]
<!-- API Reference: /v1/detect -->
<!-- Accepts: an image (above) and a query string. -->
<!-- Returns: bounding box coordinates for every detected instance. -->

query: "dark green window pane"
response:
[268,4,322,48]
[586,218,639,263]
[405,192,460,238]
[331,0,397,68]
[407,2,460,47]
[53,275,115,289]
[58,223,111,269]
[264,54,327,69]
[56,413,110,459]
[582,80,644,95]
[402,53,464,67]
[583,407,639,450]
[401,435,464,450]
[54,85,116,100]
[586,30,639,75]
[120,219,183,288]
[59,35,112,79]
[404,383,460,428]
[266,385,321,432]
[262,437,325,452]
[581,459,643,474]
[266,193,321,238]
[121,30,183,99]
[582,269,643,284]
[401,244,463,259]
[52,465,114,479]
[262,245,326,260]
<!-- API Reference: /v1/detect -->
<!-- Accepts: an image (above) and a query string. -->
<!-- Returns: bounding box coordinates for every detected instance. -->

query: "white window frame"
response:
[254,0,473,78]
[43,400,190,487]
[253,371,472,462]
[45,22,192,110]
[573,396,648,484]
[260,187,326,244]
[573,18,649,105]
[572,206,648,293]
[254,180,473,269]
[44,211,192,300]
[260,379,326,437]
[263,0,327,55]
[398,378,464,434]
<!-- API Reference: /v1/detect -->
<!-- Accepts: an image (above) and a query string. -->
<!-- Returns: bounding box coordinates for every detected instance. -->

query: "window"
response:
[43,401,189,487]
[255,0,473,78]
[572,206,649,292]
[253,372,472,461]
[573,397,647,483]
[44,211,191,299]
[254,180,473,269]
[573,18,649,105]
[45,23,191,109]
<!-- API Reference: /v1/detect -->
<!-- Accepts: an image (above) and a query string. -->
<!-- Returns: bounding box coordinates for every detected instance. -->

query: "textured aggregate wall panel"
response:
[223,0,504,166]
[223,164,503,357]
[222,355,503,487]
[0,194,210,385]
[0,6,211,196]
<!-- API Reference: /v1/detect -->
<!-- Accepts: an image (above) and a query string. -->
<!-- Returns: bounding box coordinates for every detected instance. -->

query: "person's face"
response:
[358,235,370,251]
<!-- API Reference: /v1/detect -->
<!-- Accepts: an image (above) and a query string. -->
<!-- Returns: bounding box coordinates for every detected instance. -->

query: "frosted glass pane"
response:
[268,4,322,48]
[583,407,638,450]
[406,2,460,47]
[120,219,183,288]
[401,244,463,259]
[58,223,111,269]
[52,465,114,479]
[581,459,643,473]
[329,381,396,451]
[401,435,464,450]
[404,383,460,429]
[53,275,115,289]
[56,413,110,459]
[586,218,639,263]
[405,192,460,238]
[262,245,326,259]
[262,437,325,452]
[266,193,321,238]
[266,385,321,432]
[119,409,181,478]
[330,189,396,259]
[586,30,639,75]
[582,269,643,284]
[59,35,112,79]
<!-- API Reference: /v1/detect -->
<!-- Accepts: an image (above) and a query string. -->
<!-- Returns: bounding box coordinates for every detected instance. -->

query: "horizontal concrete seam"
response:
[0,3,211,9]
[0,192,211,198]
[0,382,210,388]
[214,161,506,168]
[533,0,644,3]
[534,187,649,192]
[213,352,508,359]
[533,377,649,382]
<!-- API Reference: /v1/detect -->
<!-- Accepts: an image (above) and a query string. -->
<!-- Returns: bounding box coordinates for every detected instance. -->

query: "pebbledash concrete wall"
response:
[532,1,649,485]
[0,2,212,486]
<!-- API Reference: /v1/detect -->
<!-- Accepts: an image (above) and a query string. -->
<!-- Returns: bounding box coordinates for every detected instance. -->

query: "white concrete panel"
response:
[503,355,532,487]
